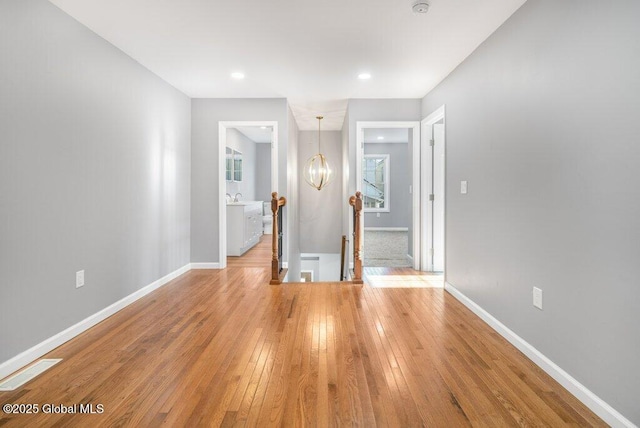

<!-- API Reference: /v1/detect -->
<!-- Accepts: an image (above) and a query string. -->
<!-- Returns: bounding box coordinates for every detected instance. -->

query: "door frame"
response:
[356,121,421,270]
[421,105,446,274]
[218,121,278,268]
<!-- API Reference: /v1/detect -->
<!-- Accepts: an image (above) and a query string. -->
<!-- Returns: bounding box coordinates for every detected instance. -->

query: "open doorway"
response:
[421,106,446,273]
[361,128,411,268]
[355,121,421,271]
[219,121,278,269]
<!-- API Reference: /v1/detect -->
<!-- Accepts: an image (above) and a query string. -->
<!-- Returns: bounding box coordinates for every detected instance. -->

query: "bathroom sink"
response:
[227,201,260,206]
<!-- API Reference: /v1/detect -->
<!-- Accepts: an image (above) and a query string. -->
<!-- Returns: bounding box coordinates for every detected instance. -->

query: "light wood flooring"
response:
[363,266,444,288]
[0,262,605,426]
[226,235,272,268]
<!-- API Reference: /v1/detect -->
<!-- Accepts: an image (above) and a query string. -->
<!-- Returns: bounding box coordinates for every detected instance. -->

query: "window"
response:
[362,154,390,212]
[225,147,243,182]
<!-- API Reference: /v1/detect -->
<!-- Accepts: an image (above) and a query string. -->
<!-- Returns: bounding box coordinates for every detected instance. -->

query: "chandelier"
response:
[303,116,333,190]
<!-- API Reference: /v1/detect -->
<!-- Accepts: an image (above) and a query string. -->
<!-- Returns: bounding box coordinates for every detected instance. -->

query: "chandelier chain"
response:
[316,115,323,154]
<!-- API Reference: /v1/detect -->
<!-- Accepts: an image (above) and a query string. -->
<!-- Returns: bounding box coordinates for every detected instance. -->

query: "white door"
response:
[432,123,445,272]
[421,111,445,273]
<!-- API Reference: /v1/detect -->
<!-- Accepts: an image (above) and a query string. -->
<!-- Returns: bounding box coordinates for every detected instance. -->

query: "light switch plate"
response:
[461,181,468,194]
[533,287,543,310]
[76,270,85,288]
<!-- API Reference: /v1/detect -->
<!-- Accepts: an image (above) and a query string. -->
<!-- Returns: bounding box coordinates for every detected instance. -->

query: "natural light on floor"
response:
[366,274,443,288]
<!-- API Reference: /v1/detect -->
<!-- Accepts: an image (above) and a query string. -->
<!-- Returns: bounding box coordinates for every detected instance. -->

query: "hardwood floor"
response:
[363,267,444,288]
[0,266,605,427]
[226,235,272,268]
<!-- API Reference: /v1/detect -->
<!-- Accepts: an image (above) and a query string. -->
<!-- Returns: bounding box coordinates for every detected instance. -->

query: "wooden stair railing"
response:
[270,192,288,285]
[349,191,363,284]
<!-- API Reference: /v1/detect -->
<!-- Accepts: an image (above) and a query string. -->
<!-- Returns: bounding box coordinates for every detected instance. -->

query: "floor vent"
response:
[0,359,62,391]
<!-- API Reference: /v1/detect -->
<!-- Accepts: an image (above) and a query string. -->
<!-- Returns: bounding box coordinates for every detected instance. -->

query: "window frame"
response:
[362,154,390,213]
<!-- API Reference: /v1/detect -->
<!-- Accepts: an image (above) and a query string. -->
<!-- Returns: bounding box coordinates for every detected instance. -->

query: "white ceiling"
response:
[364,128,409,143]
[48,0,526,130]
[235,126,272,144]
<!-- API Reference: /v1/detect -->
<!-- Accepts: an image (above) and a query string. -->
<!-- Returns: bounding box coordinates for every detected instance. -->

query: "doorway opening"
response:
[219,122,278,269]
[362,129,410,268]
[355,121,421,272]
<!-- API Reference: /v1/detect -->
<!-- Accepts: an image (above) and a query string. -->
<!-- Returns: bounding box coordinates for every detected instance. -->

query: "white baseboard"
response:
[364,227,409,231]
[444,282,635,428]
[282,262,288,269]
[0,264,191,381]
[190,262,221,269]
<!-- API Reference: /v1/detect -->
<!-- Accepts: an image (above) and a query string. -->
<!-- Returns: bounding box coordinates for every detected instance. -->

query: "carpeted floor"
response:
[363,230,411,267]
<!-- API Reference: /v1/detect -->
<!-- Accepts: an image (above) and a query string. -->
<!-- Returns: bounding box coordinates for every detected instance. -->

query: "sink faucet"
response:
[225,193,232,203]
[234,193,242,202]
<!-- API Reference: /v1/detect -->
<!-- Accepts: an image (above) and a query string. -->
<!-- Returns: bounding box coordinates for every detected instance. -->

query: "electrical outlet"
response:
[377,212,380,218]
[461,181,468,194]
[76,270,85,288]
[533,287,542,310]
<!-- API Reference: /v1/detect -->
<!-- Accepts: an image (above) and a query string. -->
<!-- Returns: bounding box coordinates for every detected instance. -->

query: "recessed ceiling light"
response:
[358,73,371,80]
[260,126,267,129]
[231,72,245,79]
[377,136,384,140]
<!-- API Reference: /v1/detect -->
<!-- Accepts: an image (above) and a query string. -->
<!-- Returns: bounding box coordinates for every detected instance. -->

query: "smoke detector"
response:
[412,1,430,14]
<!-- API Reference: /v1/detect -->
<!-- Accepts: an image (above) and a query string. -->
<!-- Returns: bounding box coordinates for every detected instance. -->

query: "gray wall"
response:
[191,99,288,263]
[363,143,410,229]
[300,253,341,282]
[0,0,191,364]
[341,110,350,242]
[286,105,301,282]
[347,99,421,257]
[225,128,257,202]
[422,0,640,423]
[299,131,343,253]
[255,143,272,202]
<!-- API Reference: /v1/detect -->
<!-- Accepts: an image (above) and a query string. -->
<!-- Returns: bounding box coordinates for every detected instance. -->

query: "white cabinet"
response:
[227,202,263,256]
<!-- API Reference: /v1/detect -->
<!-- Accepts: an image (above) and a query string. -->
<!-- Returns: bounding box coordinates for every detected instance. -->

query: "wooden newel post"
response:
[349,191,363,284]
[270,192,287,285]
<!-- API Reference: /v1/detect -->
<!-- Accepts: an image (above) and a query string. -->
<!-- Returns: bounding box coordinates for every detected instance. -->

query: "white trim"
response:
[364,227,409,231]
[282,262,288,269]
[444,282,636,428]
[406,254,414,265]
[190,262,221,269]
[0,263,191,381]
[421,106,446,275]
[356,121,420,270]
[363,140,408,144]
[422,106,445,129]
[219,121,279,270]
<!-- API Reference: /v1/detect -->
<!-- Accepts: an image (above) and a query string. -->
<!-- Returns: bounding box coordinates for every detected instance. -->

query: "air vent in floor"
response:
[0,359,62,391]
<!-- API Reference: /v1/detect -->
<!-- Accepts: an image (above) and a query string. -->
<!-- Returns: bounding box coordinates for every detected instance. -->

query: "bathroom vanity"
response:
[227,201,263,256]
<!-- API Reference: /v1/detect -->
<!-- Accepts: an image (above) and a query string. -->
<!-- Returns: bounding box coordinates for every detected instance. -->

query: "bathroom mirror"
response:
[225,147,242,182]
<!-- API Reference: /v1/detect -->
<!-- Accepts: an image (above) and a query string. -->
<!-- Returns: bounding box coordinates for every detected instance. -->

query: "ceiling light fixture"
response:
[358,73,371,80]
[303,116,333,191]
[231,72,245,79]
[260,126,267,129]
[377,136,384,140]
